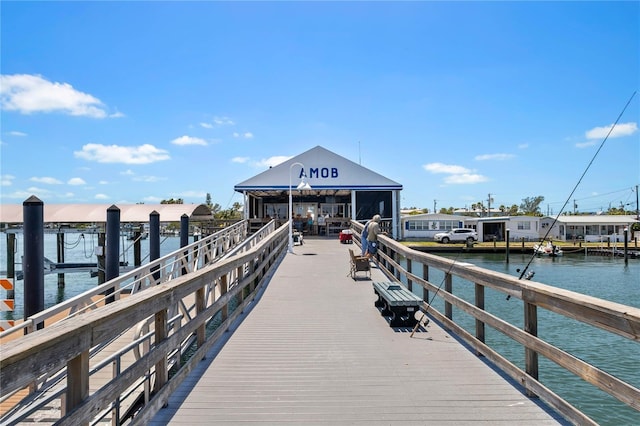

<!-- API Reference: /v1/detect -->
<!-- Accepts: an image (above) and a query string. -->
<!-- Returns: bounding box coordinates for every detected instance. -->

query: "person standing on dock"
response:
[361,216,372,256]
[365,214,384,259]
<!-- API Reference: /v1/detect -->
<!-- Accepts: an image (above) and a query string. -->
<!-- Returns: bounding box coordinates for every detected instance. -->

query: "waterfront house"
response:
[465,216,540,242]
[540,214,638,242]
[400,213,467,240]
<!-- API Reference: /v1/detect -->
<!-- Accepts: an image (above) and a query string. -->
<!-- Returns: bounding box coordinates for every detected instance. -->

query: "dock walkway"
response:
[151,237,566,425]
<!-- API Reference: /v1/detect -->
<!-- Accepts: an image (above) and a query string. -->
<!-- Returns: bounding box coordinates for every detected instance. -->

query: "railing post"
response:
[65,349,89,423]
[97,232,106,285]
[23,195,44,331]
[106,205,121,304]
[57,232,65,289]
[524,300,539,397]
[475,282,485,355]
[220,274,229,324]
[196,286,206,350]
[149,211,160,283]
[406,258,412,292]
[154,308,168,396]
[237,265,245,304]
[422,264,429,302]
[444,272,452,320]
[134,225,142,267]
[6,232,16,300]
[180,214,189,275]
[251,258,258,293]
[393,249,400,280]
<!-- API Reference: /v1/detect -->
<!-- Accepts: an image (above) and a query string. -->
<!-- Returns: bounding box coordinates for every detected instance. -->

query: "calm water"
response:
[1,234,638,424]
[422,252,639,426]
[0,232,185,319]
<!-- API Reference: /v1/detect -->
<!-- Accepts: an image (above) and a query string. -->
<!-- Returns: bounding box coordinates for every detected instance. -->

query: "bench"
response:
[372,281,423,327]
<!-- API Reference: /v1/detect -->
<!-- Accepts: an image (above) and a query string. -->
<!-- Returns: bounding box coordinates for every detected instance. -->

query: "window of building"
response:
[585,225,599,236]
[516,221,531,230]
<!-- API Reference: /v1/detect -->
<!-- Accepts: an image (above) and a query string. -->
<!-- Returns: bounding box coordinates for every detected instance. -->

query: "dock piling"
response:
[23,196,44,330]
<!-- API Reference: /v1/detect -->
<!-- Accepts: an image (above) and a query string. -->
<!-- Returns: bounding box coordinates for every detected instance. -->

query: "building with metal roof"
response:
[0,203,213,226]
[540,214,638,242]
[234,146,403,238]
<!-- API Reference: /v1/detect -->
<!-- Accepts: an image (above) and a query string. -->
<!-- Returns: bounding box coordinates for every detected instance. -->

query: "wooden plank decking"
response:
[151,237,567,425]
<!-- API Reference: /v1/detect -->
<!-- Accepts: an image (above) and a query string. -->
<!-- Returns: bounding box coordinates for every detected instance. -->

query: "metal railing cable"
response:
[517,91,637,280]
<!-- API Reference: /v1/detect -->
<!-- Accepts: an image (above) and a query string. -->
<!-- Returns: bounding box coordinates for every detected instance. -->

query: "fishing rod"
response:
[516,91,637,282]
[410,247,465,338]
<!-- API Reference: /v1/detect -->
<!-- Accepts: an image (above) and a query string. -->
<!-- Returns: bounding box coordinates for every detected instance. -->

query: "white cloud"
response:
[443,174,488,184]
[255,156,291,168]
[423,163,471,174]
[74,143,170,164]
[4,190,34,199]
[518,143,529,149]
[233,132,254,139]
[95,193,109,200]
[132,175,166,183]
[68,177,86,185]
[26,186,52,195]
[9,131,27,136]
[423,162,487,185]
[1,174,15,186]
[143,195,163,203]
[575,141,597,148]
[0,74,112,118]
[231,156,250,164]
[585,122,638,139]
[213,116,235,126]
[199,122,213,129]
[175,190,207,199]
[99,180,109,184]
[171,135,207,146]
[30,176,63,184]
[121,169,135,176]
[474,153,515,161]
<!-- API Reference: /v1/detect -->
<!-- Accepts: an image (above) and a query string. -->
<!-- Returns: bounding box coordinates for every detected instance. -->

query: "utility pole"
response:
[487,193,493,217]
[636,185,640,220]
[433,199,437,214]
[573,199,577,214]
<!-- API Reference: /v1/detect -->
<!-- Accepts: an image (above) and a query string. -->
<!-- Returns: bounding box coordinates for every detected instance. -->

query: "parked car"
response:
[434,228,478,244]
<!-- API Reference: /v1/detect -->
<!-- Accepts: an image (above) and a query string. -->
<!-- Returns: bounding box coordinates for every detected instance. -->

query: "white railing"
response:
[0,220,254,338]
[0,222,288,425]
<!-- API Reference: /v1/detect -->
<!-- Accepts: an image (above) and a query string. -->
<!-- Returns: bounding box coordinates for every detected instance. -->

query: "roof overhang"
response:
[234,146,402,197]
[0,203,213,224]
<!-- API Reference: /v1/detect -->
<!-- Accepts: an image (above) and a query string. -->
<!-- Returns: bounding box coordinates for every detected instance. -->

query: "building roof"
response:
[234,146,402,197]
[0,202,213,224]
[542,215,639,224]
[400,213,462,221]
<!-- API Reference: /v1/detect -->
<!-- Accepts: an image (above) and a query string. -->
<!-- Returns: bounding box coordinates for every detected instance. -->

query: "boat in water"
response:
[533,241,563,257]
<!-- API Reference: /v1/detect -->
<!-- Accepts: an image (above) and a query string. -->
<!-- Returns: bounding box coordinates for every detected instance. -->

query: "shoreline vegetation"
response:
[402,239,640,253]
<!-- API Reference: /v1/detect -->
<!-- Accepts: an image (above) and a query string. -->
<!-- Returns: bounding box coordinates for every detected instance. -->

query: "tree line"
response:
[158,193,242,220]
[407,195,638,217]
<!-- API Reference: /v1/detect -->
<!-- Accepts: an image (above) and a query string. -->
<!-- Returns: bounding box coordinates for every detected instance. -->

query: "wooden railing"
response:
[0,220,252,339]
[351,221,640,425]
[0,221,285,425]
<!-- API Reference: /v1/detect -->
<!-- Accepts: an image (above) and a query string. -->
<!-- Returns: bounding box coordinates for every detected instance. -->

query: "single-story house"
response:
[400,213,466,240]
[465,216,541,242]
[540,215,639,242]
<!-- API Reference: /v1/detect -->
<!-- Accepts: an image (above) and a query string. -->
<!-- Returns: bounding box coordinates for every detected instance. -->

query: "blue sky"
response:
[1,1,638,214]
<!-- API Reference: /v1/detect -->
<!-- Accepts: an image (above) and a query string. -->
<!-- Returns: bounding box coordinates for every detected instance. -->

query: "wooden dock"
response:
[151,237,566,425]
